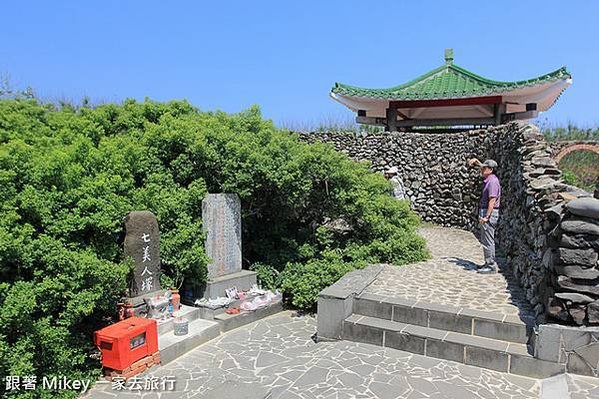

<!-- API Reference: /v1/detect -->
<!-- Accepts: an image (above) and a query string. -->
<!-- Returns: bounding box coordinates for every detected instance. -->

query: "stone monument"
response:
[197,193,256,299]
[203,194,242,279]
[123,211,162,315]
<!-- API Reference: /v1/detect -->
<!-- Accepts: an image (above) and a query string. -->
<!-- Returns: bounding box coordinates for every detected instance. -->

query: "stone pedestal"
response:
[200,269,257,300]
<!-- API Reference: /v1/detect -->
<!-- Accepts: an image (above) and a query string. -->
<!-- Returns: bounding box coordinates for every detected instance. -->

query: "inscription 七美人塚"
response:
[124,211,161,296]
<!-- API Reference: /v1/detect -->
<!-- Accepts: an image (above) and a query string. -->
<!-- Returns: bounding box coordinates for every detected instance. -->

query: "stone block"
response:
[354,297,392,320]
[572,340,599,376]
[560,234,599,250]
[425,338,464,363]
[447,331,508,352]
[557,276,599,296]
[566,197,599,219]
[567,351,595,376]
[215,301,283,332]
[561,218,599,236]
[428,310,472,334]
[536,323,599,364]
[473,319,527,343]
[554,292,595,304]
[588,300,599,324]
[384,331,425,354]
[557,247,598,267]
[342,320,383,346]
[392,304,428,326]
[317,295,353,340]
[569,306,586,325]
[555,265,599,280]
[198,269,257,299]
[509,355,565,378]
[464,346,509,372]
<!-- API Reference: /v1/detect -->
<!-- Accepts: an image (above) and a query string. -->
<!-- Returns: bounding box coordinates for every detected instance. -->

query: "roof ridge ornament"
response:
[444,48,454,65]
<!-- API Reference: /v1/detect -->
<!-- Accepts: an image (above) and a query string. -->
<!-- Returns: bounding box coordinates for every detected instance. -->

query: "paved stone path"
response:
[364,227,533,318]
[88,312,545,399]
[85,226,599,399]
[568,374,599,398]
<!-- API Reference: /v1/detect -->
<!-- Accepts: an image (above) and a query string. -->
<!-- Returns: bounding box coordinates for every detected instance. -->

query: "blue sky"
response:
[2,1,598,127]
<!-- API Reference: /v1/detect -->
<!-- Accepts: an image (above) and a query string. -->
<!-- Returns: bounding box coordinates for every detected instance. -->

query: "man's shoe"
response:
[477,265,496,274]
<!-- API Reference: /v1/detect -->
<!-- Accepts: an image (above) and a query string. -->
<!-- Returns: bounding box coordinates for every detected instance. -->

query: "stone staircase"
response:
[342,292,565,379]
[318,259,570,380]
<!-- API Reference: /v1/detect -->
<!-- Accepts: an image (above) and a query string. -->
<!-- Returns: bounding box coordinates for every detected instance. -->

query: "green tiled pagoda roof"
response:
[331,64,572,100]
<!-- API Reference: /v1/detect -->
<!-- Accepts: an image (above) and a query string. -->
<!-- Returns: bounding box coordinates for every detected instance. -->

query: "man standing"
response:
[384,166,406,200]
[468,158,501,274]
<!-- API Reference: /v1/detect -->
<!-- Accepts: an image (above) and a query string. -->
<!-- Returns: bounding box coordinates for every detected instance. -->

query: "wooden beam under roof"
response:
[389,95,502,109]
[357,115,497,127]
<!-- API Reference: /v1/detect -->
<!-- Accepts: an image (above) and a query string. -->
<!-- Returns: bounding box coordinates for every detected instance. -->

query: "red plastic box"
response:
[94,317,158,371]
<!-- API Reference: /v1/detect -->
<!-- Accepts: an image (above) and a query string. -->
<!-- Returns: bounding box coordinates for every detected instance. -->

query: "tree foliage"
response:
[0,98,428,397]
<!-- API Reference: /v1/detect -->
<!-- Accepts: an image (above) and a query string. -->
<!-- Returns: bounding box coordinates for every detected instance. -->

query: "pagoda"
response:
[330,49,572,130]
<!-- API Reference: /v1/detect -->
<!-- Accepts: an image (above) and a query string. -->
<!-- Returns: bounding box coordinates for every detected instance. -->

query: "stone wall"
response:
[299,128,501,230]
[485,125,598,324]
[299,122,599,326]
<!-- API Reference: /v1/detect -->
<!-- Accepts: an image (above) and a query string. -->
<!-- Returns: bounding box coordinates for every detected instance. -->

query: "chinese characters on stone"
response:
[141,232,153,292]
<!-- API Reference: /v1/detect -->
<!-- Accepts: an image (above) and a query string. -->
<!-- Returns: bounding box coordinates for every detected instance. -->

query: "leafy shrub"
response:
[249,263,280,291]
[0,98,428,396]
[280,256,357,309]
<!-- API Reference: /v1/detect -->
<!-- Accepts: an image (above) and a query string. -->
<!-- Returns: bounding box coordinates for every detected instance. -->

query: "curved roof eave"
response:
[331,65,572,101]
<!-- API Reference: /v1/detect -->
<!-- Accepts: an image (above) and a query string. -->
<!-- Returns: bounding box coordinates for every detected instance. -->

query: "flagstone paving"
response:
[85,226,599,399]
[363,226,534,318]
[87,312,549,399]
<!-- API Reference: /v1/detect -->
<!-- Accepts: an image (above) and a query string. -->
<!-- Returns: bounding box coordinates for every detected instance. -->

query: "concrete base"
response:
[124,290,168,317]
[215,300,283,332]
[158,318,220,365]
[194,269,258,300]
[156,304,200,335]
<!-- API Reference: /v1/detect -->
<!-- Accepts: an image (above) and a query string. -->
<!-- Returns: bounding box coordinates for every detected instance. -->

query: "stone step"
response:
[158,318,220,365]
[214,300,283,333]
[343,314,565,379]
[354,292,532,344]
[156,304,201,335]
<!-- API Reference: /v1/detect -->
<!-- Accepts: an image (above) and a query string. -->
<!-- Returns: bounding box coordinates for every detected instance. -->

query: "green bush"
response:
[279,253,358,310]
[0,98,428,396]
[249,263,280,292]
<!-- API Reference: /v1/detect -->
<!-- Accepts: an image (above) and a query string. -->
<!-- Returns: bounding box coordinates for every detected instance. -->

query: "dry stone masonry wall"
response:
[299,122,599,327]
[299,128,499,230]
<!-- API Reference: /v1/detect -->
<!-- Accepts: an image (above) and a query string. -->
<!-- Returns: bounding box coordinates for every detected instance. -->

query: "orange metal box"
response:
[94,317,158,371]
